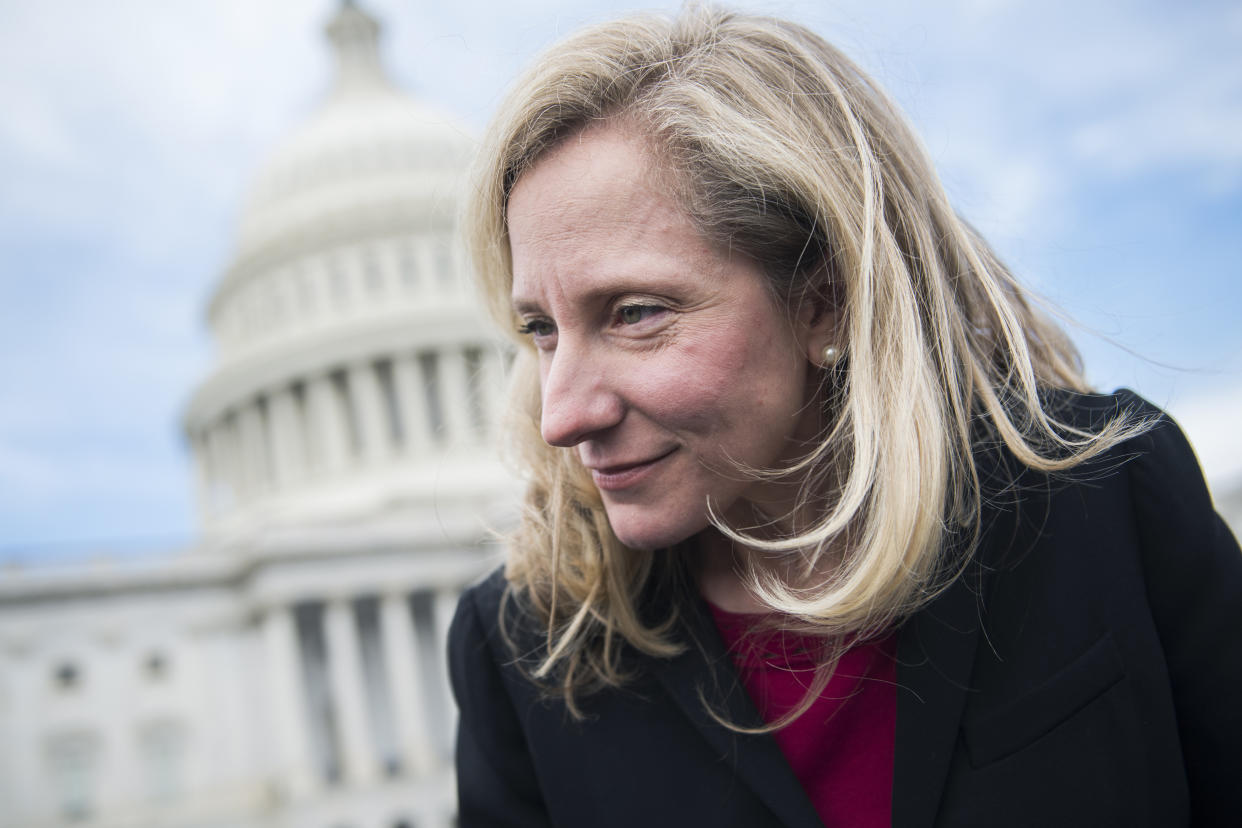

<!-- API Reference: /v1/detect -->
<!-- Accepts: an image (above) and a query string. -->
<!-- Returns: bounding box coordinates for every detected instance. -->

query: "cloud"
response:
[807,0,1242,243]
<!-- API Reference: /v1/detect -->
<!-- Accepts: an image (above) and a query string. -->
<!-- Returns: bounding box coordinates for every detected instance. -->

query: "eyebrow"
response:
[511,273,679,318]
[510,297,544,316]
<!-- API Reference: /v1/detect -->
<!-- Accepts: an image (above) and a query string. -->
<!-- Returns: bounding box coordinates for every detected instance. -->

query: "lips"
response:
[587,448,677,492]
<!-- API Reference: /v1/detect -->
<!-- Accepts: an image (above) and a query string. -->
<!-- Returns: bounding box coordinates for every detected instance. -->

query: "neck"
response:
[692,528,795,614]
[693,530,764,613]
[691,522,847,615]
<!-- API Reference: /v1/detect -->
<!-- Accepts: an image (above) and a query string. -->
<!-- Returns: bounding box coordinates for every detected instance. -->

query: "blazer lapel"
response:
[648,489,1001,828]
[891,431,1044,828]
[651,594,824,828]
[892,563,984,828]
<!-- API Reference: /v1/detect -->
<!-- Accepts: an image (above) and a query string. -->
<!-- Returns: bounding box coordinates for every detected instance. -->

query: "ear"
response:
[796,292,842,367]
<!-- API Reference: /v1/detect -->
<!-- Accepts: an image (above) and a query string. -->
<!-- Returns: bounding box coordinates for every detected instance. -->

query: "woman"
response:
[449,7,1242,827]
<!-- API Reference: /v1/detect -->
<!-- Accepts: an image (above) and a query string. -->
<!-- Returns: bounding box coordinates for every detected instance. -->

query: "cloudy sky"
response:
[1,0,1240,562]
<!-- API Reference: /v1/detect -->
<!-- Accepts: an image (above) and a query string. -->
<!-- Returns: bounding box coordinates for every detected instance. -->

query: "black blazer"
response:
[448,391,1242,827]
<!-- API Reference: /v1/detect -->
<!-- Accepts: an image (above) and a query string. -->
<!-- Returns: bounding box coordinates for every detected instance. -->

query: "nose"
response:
[539,344,624,447]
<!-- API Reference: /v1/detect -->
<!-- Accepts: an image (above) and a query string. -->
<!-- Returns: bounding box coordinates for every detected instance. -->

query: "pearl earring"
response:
[821,345,842,368]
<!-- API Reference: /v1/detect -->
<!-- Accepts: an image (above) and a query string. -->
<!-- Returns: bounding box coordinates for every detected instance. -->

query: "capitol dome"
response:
[230,3,473,273]
[183,1,511,536]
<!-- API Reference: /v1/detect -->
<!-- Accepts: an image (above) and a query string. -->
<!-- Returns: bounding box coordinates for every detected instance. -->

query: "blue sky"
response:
[1,0,1240,562]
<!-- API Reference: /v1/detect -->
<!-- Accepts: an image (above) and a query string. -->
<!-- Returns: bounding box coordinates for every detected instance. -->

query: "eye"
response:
[517,318,556,341]
[616,304,666,325]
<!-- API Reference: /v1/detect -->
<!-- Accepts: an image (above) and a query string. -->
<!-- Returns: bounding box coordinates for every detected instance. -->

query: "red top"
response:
[709,604,897,828]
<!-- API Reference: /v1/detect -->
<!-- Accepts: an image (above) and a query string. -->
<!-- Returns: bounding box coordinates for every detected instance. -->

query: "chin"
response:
[604,504,707,552]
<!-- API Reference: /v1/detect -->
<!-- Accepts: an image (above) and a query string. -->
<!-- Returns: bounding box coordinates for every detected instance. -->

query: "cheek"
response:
[639,325,804,434]
[627,353,723,428]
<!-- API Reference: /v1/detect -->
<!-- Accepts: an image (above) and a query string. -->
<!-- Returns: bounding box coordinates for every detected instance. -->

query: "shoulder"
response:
[955,389,1242,822]
[1043,387,1224,547]
[447,567,501,698]
[448,565,548,700]
[448,565,521,674]
[972,388,1167,550]
[1103,390,1217,524]
[1080,388,1242,630]
[1017,386,1202,497]
[452,565,508,635]
[1014,387,1231,561]
[449,567,560,826]
[448,565,547,765]
[1026,384,1170,436]
[969,386,1239,641]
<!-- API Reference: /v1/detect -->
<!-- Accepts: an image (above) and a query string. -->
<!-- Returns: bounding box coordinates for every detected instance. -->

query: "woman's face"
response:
[507,126,835,551]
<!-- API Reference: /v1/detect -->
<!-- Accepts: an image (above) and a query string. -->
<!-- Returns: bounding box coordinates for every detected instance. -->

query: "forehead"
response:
[506,127,720,305]
[508,127,665,243]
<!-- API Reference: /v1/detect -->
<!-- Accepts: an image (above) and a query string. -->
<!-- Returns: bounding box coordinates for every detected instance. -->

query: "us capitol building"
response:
[0,4,514,827]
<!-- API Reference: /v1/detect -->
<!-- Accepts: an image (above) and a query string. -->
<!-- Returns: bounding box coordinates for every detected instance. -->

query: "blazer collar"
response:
[651,588,825,828]
[891,562,984,828]
[647,516,994,828]
[892,442,1022,828]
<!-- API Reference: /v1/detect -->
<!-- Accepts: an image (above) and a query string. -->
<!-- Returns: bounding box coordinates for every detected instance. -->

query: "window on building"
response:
[137,719,186,803]
[52,662,81,691]
[330,258,350,308]
[400,243,418,290]
[365,248,384,296]
[270,276,286,329]
[142,652,169,681]
[46,729,99,821]
[434,240,454,286]
[296,266,316,314]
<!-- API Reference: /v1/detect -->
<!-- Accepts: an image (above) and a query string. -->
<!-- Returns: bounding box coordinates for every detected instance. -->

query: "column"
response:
[379,592,435,775]
[349,361,391,465]
[238,403,269,494]
[307,374,350,474]
[324,597,378,785]
[267,386,305,487]
[434,238,457,290]
[189,431,214,523]
[476,345,508,441]
[432,588,461,758]
[303,260,325,321]
[261,603,316,798]
[393,353,433,458]
[223,414,250,498]
[206,425,233,514]
[438,346,474,449]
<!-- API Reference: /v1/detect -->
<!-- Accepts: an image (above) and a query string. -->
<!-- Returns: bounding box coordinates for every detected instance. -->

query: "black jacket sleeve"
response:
[448,574,554,828]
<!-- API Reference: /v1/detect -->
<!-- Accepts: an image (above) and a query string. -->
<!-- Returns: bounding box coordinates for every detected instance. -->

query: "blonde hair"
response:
[467,5,1142,717]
